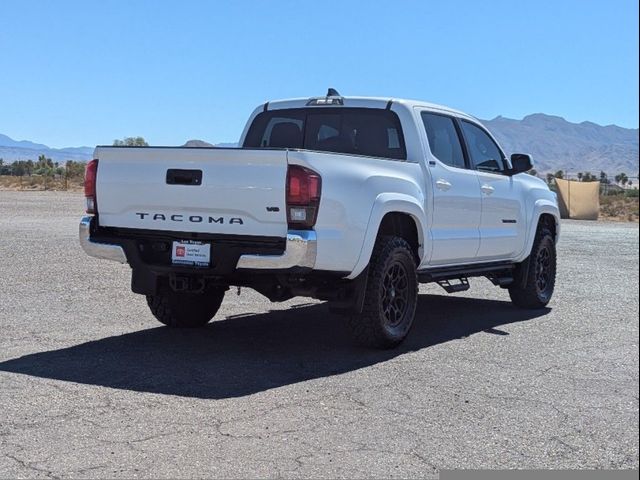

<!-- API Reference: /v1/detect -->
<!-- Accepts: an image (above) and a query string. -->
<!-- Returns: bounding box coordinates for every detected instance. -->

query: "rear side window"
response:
[421,112,466,169]
[460,121,506,173]
[259,114,305,149]
[244,108,406,160]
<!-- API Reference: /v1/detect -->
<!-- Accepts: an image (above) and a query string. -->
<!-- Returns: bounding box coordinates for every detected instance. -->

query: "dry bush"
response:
[600,195,639,222]
[0,176,84,192]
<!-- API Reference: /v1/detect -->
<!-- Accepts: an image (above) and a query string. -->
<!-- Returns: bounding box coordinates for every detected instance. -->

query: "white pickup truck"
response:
[80,90,559,348]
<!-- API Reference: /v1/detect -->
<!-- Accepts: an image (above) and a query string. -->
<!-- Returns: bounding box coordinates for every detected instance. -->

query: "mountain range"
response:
[1,114,638,175]
[481,114,638,176]
[0,133,94,163]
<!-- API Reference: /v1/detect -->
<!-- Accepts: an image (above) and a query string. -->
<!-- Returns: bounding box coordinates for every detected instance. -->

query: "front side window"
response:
[421,112,466,169]
[244,108,406,160]
[460,121,506,173]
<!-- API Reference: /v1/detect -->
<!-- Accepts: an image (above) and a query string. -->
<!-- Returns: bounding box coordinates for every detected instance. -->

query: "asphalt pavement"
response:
[0,191,638,478]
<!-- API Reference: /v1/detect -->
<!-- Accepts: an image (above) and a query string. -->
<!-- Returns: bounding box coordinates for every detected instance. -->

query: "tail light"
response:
[84,159,98,214]
[286,165,321,229]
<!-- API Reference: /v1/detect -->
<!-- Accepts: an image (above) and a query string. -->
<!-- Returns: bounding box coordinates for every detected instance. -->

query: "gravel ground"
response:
[0,191,638,478]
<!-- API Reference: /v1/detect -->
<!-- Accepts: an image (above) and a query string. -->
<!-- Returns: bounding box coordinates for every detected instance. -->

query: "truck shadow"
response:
[0,294,549,399]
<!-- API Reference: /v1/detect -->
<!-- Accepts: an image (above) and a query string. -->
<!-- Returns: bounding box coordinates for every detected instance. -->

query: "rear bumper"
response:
[79,215,127,263]
[236,230,316,270]
[78,215,316,270]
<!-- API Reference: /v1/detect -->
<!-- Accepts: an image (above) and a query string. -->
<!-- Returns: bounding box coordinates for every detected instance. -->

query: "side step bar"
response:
[437,278,470,293]
[418,261,515,292]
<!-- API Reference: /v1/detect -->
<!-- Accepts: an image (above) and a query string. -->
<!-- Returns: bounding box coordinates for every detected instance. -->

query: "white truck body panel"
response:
[426,163,482,266]
[287,150,426,274]
[94,147,288,238]
[474,170,527,260]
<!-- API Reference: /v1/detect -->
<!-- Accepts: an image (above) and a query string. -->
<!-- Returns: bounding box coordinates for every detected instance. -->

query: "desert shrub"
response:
[624,189,639,198]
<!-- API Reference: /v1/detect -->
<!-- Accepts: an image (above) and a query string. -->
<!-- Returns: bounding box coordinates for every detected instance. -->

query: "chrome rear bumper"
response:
[79,215,316,270]
[79,215,127,263]
[236,230,317,270]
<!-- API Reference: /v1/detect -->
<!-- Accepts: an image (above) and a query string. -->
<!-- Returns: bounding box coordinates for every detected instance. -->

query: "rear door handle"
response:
[435,179,452,191]
[481,184,495,195]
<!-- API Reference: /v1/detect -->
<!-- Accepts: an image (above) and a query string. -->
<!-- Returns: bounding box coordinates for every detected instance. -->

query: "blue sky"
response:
[0,0,638,148]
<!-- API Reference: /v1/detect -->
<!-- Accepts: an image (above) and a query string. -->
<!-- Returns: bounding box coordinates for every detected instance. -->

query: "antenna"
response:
[327,88,341,97]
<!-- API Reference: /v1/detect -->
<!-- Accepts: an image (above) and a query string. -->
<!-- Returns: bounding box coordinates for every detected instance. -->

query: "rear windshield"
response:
[243,107,407,160]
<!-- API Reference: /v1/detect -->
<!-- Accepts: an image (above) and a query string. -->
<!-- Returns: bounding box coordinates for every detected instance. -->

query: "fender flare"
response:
[347,193,427,279]
[518,199,561,261]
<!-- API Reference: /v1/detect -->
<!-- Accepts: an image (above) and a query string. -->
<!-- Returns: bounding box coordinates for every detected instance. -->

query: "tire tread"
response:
[146,288,225,328]
[347,236,418,348]
[509,226,556,309]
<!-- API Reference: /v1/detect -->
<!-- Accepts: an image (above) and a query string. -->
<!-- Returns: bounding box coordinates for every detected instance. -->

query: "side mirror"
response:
[509,153,533,175]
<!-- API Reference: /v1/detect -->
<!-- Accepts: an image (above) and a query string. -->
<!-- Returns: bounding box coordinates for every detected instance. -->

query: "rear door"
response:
[95,147,289,238]
[419,111,482,266]
[458,120,526,260]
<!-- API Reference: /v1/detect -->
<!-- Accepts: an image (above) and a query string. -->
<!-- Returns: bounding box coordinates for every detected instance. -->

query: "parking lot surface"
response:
[0,191,638,478]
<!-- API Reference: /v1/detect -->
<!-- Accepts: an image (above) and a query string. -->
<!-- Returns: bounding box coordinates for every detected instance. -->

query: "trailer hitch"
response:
[169,274,205,294]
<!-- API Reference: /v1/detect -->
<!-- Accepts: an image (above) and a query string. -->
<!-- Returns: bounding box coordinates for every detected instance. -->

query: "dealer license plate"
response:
[171,240,211,267]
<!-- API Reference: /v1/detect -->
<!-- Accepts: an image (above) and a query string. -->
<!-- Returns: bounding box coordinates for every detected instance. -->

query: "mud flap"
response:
[131,268,158,295]
[514,255,532,289]
[328,266,369,314]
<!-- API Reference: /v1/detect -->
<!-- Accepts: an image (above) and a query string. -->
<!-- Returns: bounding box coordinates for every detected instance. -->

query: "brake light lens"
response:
[84,159,98,214]
[286,165,321,229]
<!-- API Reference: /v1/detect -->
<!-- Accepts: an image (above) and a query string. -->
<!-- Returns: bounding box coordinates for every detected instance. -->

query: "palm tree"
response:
[600,171,609,184]
[615,173,629,186]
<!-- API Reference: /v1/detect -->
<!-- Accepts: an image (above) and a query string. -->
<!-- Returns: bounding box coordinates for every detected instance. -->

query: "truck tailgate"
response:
[94,147,288,238]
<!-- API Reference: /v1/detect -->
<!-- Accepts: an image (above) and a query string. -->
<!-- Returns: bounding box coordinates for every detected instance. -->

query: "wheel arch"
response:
[347,194,427,279]
[538,212,558,239]
[518,199,560,261]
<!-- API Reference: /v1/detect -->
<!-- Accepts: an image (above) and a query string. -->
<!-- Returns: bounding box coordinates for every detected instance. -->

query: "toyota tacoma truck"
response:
[79,90,559,348]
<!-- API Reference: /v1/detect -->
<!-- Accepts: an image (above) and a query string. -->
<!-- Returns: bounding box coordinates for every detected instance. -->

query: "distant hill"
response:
[0,134,93,163]
[182,139,215,148]
[2,114,638,175]
[0,133,49,151]
[0,134,235,162]
[481,114,639,175]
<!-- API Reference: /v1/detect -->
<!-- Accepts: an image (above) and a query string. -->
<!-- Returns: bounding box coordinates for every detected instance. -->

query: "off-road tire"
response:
[509,227,556,309]
[146,288,226,328]
[347,236,418,348]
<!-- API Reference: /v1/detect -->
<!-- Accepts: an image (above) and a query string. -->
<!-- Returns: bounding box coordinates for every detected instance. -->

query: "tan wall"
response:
[555,178,600,220]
